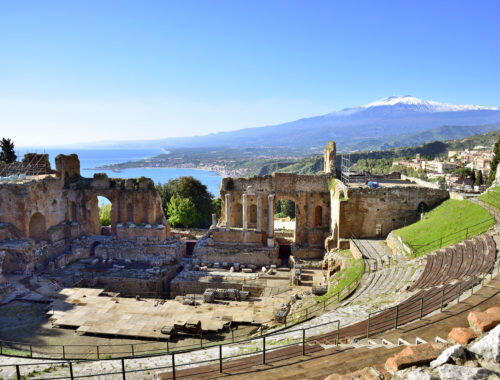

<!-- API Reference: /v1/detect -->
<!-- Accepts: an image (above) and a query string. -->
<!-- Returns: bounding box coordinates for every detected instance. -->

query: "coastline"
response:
[91,164,241,178]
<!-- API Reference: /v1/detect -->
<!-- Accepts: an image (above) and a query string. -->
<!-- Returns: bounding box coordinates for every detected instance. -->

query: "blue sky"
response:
[1,0,499,146]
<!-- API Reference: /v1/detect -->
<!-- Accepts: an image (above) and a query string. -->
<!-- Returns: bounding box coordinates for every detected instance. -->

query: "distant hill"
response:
[258,129,500,176]
[340,122,500,152]
[76,95,500,153]
[149,95,500,151]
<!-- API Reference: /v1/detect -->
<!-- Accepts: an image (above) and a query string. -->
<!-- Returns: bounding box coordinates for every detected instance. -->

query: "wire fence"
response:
[2,266,496,380]
[408,217,495,257]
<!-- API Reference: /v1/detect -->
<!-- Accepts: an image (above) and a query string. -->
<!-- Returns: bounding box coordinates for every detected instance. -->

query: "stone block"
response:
[385,343,444,373]
[448,327,477,345]
[468,310,500,333]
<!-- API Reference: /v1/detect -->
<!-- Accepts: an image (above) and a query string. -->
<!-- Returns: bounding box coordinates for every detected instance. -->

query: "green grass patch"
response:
[394,199,494,256]
[479,186,500,211]
[316,253,364,303]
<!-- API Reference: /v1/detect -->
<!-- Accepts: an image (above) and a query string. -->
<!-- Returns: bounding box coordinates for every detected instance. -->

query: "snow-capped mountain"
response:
[358,95,498,112]
[107,96,500,151]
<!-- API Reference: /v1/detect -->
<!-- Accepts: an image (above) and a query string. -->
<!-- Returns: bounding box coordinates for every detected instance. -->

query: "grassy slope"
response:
[394,199,494,256]
[317,252,364,302]
[479,186,500,211]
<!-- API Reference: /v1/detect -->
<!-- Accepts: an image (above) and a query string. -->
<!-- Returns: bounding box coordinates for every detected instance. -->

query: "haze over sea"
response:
[18,148,223,196]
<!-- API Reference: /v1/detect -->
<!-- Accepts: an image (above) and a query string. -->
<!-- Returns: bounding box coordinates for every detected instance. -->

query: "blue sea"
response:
[18,148,223,197]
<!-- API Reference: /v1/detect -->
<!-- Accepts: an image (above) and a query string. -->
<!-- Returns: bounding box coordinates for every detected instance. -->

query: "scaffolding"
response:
[340,153,352,185]
[0,152,51,179]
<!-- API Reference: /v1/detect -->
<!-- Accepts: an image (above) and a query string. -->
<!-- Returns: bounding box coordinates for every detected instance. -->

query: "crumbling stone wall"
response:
[330,182,449,245]
[219,172,332,248]
[0,153,172,274]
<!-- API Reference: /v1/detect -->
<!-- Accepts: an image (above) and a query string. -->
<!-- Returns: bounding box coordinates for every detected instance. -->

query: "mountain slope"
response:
[153,96,500,150]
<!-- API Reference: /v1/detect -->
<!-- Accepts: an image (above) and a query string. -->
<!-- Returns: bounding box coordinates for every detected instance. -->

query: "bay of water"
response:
[18,148,223,196]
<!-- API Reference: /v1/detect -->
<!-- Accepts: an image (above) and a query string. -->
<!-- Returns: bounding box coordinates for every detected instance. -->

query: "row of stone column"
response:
[224,192,275,236]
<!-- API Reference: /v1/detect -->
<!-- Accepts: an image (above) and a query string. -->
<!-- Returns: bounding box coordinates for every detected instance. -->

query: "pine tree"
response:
[488,135,500,186]
[0,138,17,164]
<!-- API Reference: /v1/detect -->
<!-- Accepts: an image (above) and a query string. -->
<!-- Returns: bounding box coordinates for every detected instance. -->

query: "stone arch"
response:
[29,212,47,242]
[315,205,323,226]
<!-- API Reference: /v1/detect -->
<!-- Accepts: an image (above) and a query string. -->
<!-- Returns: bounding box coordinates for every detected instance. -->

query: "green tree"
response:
[99,204,111,226]
[488,135,500,186]
[454,167,475,181]
[475,170,483,186]
[211,197,222,222]
[0,138,17,164]
[156,176,214,227]
[167,196,198,228]
[274,199,295,219]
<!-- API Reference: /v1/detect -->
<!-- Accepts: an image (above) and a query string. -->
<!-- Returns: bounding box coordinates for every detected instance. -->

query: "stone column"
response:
[211,213,217,228]
[267,193,275,247]
[256,194,262,232]
[225,193,231,230]
[242,193,248,231]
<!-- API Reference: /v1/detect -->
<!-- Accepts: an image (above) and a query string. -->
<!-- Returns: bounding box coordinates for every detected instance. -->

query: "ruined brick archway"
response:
[29,212,47,242]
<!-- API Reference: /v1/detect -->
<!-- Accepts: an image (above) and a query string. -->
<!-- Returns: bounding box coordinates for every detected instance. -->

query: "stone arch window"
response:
[127,203,133,222]
[29,212,47,242]
[249,204,257,226]
[70,201,77,222]
[314,205,323,226]
[417,202,428,213]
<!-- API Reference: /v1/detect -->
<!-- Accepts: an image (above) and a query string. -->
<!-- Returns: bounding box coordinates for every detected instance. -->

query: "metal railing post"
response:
[366,313,370,338]
[121,358,126,380]
[262,336,266,364]
[96,345,100,359]
[419,297,423,319]
[219,344,223,373]
[69,361,74,380]
[337,320,340,345]
[302,329,306,356]
[171,352,176,380]
[16,365,21,380]
[231,329,234,343]
[167,340,169,353]
[395,305,399,329]
[440,288,445,311]
[131,344,134,357]
[29,344,33,358]
[465,227,469,239]
[62,345,66,360]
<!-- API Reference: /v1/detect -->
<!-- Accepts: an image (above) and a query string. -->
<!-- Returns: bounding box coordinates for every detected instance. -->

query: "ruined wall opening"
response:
[89,241,101,257]
[96,196,113,235]
[274,198,296,243]
[29,212,47,242]
[314,205,323,226]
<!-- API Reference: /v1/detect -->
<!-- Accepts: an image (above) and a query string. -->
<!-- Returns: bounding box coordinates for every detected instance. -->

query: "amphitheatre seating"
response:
[345,262,417,305]
[409,233,496,291]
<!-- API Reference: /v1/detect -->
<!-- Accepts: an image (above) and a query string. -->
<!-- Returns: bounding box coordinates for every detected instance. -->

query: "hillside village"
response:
[392,145,494,193]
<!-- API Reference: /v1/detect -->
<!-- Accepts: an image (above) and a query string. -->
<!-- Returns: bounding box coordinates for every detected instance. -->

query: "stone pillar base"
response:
[267,238,274,248]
